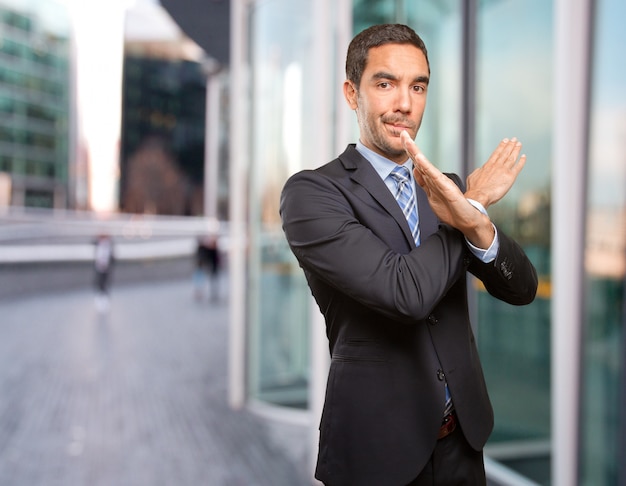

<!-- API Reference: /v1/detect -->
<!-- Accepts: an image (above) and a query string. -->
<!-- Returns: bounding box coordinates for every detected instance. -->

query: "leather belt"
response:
[438,412,457,440]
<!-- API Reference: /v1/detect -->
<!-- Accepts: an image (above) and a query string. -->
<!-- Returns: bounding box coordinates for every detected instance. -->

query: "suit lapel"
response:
[415,183,438,240]
[338,145,439,248]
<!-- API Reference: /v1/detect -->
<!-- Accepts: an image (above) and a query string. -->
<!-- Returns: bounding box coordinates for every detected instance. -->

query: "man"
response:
[280,24,537,485]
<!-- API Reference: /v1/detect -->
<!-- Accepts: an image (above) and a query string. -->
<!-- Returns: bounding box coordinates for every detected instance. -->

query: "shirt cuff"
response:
[464,198,499,263]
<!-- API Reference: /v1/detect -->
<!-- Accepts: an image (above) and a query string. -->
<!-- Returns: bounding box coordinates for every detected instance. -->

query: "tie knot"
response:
[390,165,410,184]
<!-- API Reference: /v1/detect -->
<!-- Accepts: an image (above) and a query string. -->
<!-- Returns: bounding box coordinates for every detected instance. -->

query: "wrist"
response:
[464,191,490,209]
[466,198,489,216]
[465,215,495,249]
[463,199,494,249]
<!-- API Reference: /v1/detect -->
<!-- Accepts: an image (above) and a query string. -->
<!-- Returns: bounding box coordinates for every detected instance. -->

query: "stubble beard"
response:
[359,114,408,161]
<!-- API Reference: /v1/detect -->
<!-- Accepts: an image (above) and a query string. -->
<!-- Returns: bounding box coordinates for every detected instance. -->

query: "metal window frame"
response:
[552,0,594,485]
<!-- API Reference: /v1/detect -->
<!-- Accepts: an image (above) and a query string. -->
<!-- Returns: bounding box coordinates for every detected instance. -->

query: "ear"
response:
[343,80,358,110]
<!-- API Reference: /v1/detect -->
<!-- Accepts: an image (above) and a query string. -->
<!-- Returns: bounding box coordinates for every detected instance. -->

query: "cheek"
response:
[358,93,385,115]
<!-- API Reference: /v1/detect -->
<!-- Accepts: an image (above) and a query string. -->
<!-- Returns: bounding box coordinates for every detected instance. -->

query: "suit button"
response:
[437,369,445,381]
[428,314,438,325]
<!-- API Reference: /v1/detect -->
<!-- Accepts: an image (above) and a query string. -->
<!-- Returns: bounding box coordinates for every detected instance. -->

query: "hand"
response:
[401,131,495,248]
[465,138,527,209]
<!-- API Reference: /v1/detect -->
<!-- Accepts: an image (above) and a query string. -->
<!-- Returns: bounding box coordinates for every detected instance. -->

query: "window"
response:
[579,0,626,483]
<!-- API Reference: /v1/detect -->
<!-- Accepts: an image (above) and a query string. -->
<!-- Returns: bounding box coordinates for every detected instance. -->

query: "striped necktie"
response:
[444,385,454,417]
[389,165,420,246]
[392,166,453,418]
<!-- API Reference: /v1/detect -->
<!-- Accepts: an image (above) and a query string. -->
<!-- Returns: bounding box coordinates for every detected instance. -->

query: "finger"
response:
[401,130,449,187]
[400,133,432,171]
[401,130,434,176]
[418,156,442,185]
[413,167,425,187]
[401,130,420,162]
[511,153,527,175]
[416,153,447,185]
[504,140,523,166]
[488,139,514,166]
[486,138,522,168]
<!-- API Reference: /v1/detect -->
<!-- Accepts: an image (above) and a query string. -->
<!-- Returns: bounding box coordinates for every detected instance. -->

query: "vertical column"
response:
[309,0,332,481]
[333,0,354,155]
[460,0,479,337]
[204,64,221,220]
[552,0,593,484]
[228,0,249,410]
[460,0,477,179]
[308,0,352,483]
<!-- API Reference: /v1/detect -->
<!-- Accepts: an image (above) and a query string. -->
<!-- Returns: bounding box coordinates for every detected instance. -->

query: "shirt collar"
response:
[355,140,413,181]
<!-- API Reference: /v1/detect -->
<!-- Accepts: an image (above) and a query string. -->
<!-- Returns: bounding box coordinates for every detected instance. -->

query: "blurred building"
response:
[0,0,71,208]
[0,0,228,217]
[121,1,228,217]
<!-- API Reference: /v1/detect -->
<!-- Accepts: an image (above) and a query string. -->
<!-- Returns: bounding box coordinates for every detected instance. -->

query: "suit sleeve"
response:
[280,170,472,323]
[468,229,538,305]
[444,173,538,306]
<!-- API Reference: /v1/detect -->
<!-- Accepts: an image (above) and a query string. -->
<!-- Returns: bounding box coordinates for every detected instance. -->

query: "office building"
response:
[0,0,71,208]
[121,1,223,217]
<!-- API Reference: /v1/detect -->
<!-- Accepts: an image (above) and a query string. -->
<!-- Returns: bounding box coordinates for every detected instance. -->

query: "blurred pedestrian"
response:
[93,233,114,312]
[193,234,220,302]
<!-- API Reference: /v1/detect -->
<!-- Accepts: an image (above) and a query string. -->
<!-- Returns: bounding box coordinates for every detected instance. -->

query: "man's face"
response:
[344,43,430,164]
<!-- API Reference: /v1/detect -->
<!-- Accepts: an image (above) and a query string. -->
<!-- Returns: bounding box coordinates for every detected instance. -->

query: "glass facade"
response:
[475,1,552,483]
[0,0,70,208]
[580,0,626,483]
[240,0,625,483]
[246,0,316,407]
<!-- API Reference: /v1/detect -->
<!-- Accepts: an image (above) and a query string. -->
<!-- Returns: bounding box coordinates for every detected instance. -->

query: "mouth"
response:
[386,123,413,137]
[383,117,414,133]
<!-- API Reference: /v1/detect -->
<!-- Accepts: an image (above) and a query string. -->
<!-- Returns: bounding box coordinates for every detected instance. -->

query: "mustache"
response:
[381,116,416,130]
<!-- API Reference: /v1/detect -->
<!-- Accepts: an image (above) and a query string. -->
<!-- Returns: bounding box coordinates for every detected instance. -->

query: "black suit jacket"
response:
[280,145,538,486]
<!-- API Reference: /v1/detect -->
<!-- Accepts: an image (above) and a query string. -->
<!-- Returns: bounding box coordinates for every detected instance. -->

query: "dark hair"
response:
[345,24,430,88]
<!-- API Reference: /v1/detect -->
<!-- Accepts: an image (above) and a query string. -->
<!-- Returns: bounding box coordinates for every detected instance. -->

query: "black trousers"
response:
[406,426,486,486]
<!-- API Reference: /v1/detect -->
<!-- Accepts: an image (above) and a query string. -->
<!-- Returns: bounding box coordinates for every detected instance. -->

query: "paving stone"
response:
[0,274,311,486]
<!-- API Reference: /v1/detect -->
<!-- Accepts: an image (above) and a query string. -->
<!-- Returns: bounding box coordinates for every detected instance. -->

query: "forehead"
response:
[363,43,429,79]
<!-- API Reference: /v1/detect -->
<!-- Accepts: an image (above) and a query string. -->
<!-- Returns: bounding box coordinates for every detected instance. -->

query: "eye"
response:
[413,85,426,93]
[377,82,392,89]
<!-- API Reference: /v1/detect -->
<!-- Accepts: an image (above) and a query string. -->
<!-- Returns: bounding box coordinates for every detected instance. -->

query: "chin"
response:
[388,137,406,151]
[385,145,407,161]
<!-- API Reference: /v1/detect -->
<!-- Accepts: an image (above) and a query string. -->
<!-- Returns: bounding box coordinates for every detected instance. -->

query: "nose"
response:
[395,87,412,113]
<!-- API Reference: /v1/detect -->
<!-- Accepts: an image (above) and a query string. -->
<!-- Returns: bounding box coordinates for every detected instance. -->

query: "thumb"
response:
[401,130,420,161]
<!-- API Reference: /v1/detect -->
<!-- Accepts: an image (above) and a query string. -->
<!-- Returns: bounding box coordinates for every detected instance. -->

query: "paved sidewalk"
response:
[0,276,311,486]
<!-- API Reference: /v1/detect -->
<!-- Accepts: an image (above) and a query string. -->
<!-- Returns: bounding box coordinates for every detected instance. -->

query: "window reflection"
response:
[247,0,314,408]
[580,0,626,483]
[243,0,625,482]
[475,1,553,482]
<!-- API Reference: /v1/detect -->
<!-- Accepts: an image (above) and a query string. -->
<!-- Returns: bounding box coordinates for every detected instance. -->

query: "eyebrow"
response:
[371,71,430,85]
